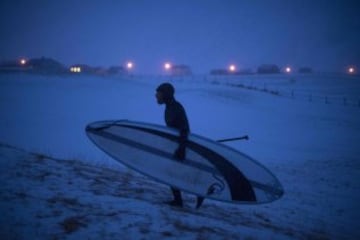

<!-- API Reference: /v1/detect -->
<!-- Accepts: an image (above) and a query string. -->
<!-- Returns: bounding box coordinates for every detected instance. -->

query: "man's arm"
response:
[173,105,189,160]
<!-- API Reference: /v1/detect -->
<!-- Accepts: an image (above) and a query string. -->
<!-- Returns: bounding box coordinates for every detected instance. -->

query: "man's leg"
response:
[196,196,204,209]
[168,187,183,207]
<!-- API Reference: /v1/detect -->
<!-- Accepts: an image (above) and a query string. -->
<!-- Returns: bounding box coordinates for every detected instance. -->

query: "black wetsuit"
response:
[164,98,189,205]
[165,99,189,152]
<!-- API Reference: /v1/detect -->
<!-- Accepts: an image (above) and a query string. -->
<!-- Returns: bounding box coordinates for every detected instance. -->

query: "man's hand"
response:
[174,146,186,160]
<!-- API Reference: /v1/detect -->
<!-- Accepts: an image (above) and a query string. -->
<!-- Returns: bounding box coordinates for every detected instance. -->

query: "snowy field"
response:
[0,73,360,239]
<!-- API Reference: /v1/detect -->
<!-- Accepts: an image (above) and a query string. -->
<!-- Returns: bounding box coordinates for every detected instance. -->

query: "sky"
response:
[0,0,359,74]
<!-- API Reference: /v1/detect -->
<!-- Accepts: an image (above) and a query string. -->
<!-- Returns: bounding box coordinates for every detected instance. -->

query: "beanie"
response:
[156,82,175,100]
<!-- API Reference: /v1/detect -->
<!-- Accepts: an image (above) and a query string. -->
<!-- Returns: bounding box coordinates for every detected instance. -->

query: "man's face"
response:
[156,91,164,104]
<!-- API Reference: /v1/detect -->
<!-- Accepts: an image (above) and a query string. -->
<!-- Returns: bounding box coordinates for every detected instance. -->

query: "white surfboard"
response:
[86,120,284,204]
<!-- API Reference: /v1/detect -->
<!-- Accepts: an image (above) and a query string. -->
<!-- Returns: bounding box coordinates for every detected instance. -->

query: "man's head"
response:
[156,82,175,104]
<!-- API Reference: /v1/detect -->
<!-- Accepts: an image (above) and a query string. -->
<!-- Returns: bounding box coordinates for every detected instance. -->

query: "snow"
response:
[0,73,360,239]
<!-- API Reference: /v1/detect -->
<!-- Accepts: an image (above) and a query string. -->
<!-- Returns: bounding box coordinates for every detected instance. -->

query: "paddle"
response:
[217,135,249,143]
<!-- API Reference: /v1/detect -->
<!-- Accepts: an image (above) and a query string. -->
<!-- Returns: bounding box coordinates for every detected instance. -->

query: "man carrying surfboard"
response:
[156,82,204,209]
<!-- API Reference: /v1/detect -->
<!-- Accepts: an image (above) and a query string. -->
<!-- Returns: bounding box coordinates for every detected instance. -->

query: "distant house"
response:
[257,64,280,74]
[0,60,31,73]
[170,64,192,76]
[70,64,123,76]
[210,69,230,75]
[0,57,67,74]
[238,68,254,75]
[108,66,127,75]
[69,64,96,74]
[298,67,313,73]
[93,67,108,76]
[28,57,67,74]
[210,68,253,75]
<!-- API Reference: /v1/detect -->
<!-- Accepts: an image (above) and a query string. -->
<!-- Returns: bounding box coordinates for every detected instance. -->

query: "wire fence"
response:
[226,82,360,107]
[124,73,360,108]
[198,74,360,108]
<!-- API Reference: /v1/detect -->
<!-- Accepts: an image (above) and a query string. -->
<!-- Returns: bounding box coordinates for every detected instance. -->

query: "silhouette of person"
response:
[155,82,204,209]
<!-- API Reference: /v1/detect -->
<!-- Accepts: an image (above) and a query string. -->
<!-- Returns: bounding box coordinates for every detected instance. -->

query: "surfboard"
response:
[86,119,284,204]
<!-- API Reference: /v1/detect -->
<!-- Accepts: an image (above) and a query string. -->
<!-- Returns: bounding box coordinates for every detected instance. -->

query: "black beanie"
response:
[156,82,175,100]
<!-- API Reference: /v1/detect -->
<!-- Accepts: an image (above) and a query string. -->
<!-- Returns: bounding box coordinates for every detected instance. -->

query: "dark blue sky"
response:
[1,0,359,74]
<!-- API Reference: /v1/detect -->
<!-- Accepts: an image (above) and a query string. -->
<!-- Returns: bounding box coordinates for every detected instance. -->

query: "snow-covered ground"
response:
[0,73,359,239]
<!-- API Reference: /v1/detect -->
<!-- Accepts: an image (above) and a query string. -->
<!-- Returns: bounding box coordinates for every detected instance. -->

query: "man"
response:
[155,82,204,209]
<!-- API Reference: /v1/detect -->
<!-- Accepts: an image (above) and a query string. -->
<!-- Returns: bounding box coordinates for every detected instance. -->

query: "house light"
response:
[348,67,355,74]
[20,58,27,65]
[70,67,81,73]
[229,64,236,72]
[127,62,134,69]
[164,62,172,70]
